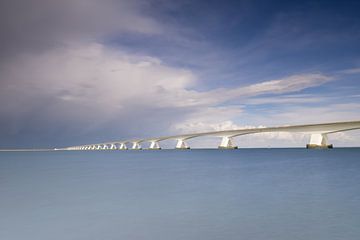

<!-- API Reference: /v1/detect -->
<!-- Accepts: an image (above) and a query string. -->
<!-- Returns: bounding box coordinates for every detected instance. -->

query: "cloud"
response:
[0,39,337,147]
[215,73,333,100]
[244,94,328,105]
[165,73,333,109]
[172,106,244,133]
[170,73,334,134]
[0,43,194,121]
[338,68,360,74]
[0,0,163,61]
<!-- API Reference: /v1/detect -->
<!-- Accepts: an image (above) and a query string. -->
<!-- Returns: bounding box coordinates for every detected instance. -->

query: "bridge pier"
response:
[110,144,117,150]
[218,136,238,149]
[149,141,161,150]
[132,142,142,150]
[119,143,128,150]
[175,139,190,149]
[306,133,333,149]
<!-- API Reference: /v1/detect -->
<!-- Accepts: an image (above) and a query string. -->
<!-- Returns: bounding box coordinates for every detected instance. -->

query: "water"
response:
[1,149,360,240]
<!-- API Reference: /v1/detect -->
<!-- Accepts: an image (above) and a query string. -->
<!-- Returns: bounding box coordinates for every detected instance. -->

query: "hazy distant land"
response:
[0,149,55,152]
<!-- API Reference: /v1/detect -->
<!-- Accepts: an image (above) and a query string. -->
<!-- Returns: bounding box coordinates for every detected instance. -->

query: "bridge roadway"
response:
[59,120,360,150]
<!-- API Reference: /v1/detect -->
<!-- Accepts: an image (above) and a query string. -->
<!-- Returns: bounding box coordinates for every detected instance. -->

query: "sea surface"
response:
[1,149,360,240]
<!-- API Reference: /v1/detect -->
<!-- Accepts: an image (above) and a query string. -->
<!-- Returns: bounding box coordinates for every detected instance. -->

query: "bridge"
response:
[58,120,360,150]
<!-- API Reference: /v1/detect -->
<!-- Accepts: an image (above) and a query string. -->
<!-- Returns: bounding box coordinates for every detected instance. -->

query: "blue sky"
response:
[108,1,360,85]
[0,0,359,148]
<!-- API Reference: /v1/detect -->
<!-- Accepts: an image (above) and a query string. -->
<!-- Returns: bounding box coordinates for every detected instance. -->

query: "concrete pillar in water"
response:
[119,143,128,150]
[306,133,333,149]
[149,141,161,150]
[218,136,238,149]
[132,142,142,150]
[175,139,190,149]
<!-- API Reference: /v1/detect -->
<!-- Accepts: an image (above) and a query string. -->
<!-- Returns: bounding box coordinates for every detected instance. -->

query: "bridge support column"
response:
[175,139,190,149]
[218,136,238,149]
[149,141,161,150]
[132,142,142,150]
[102,144,109,150]
[307,133,333,149]
[119,143,128,150]
[110,144,116,150]
[95,145,101,150]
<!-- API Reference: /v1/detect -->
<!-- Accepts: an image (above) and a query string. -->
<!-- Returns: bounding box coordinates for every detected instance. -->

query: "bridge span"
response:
[58,120,360,150]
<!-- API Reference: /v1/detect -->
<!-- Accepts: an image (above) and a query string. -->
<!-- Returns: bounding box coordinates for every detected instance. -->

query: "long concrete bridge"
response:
[58,120,360,150]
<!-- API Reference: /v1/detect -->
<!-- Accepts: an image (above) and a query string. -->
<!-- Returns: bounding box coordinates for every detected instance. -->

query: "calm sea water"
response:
[1,149,360,240]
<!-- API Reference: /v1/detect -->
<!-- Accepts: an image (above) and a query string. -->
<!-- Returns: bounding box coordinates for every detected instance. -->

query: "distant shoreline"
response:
[0,149,54,152]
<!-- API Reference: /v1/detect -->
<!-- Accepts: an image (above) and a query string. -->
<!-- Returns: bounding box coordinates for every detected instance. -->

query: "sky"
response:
[0,0,360,148]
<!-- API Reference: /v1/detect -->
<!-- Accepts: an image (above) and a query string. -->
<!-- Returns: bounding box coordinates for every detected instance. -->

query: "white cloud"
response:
[338,67,360,74]
[0,40,342,146]
[268,103,360,125]
[0,43,196,123]
[1,40,359,148]
[213,73,332,100]
[244,94,328,105]
[172,106,244,133]
[1,41,335,121]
